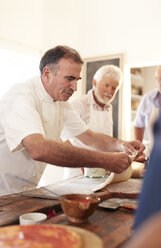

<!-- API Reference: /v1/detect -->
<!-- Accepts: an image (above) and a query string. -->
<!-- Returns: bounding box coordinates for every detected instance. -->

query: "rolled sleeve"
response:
[133,93,153,128]
[133,110,146,128]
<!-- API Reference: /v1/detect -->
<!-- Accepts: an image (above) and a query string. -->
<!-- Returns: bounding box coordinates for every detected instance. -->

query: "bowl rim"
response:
[60,193,101,203]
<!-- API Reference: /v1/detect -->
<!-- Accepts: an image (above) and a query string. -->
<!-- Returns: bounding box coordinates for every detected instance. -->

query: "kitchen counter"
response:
[0,177,140,248]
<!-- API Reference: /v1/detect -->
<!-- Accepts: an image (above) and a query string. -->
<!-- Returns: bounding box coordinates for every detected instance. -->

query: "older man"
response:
[63,65,122,179]
[0,45,144,195]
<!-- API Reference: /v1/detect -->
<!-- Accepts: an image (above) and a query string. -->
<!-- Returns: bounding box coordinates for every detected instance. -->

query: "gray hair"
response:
[93,65,122,88]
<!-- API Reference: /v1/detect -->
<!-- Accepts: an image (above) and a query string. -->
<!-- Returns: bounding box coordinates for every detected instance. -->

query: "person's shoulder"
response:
[140,89,156,103]
[14,76,39,90]
[137,90,158,114]
[2,81,27,98]
[143,89,157,98]
[7,76,39,100]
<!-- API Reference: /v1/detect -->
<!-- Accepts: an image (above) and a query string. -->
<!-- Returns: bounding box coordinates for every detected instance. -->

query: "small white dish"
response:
[19,212,47,225]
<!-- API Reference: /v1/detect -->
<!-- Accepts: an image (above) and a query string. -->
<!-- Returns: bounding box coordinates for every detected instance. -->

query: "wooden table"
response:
[0,189,135,248]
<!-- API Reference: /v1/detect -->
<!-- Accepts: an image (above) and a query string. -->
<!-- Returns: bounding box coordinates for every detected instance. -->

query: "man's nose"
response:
[106,86,113,94]
[70,80,77,91]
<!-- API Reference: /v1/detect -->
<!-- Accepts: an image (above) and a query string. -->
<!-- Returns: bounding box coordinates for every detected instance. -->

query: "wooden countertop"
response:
[0,188,135,248]
[45,208,134,248]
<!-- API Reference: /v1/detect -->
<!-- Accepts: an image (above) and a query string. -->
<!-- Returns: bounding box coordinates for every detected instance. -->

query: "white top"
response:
[133,89,161,129]
[63,89,113,179]
[0,76,87,195]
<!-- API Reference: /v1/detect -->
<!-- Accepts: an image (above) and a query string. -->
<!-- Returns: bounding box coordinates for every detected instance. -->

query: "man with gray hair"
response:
[63,65,122,179]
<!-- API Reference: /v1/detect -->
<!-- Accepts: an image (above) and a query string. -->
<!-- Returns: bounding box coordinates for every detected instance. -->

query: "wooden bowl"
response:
[59,194,100,224]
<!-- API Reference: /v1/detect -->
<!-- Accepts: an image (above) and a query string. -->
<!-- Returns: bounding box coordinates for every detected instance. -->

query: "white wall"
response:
[41,0,161,64]
[142,66,157,94]
[1,0,161,185]
[0,0,44,56]
[1,0,161,63]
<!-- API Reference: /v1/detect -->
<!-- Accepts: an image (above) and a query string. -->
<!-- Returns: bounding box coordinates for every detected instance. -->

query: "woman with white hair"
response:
[63,64,122,179]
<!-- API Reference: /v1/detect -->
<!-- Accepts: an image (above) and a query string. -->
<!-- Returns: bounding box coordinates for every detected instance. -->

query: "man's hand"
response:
[106,152,132,174]
[135,153,147,162]
[121,140,145,160]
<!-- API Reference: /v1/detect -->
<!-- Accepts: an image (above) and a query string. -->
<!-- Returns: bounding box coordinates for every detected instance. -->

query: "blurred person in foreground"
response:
[123,112,161,247]
[63,64,122,179]
[0,45,144,195]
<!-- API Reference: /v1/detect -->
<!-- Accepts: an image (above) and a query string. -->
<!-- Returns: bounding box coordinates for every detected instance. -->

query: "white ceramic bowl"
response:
[19,212,47,225]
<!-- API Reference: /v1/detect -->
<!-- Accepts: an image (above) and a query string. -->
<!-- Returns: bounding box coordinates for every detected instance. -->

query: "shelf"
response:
[131,73,144,86]
[131,94,142,100]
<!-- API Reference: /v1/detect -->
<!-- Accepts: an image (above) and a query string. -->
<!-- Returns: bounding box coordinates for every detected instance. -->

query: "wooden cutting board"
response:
[105,178,142,197]
[92,178,143,201]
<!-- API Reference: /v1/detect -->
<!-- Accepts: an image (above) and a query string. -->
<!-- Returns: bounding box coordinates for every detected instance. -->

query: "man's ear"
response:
[42,66,51,79]
[92,79,97,88]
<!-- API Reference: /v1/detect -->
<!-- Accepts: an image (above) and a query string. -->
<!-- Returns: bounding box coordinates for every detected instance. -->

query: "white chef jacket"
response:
[63,89,113,179]
[0,76,87,195]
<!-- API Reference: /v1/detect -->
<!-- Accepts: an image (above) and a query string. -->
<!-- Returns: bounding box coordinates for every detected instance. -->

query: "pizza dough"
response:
[0,224,82,248]
[93,165,132,192]
[132,161,145,170]
[93,153,136,192]
[131,161,145,178]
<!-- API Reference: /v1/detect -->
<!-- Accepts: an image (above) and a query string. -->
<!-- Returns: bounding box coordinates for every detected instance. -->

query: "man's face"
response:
[94,75,119,104]
[43,58,82,101]
[155,67,161,93]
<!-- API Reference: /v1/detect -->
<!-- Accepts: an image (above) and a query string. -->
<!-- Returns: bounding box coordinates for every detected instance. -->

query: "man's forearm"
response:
[23,133,107,168]
[76,129,123,152]
[38,140,132,173]
[43,139,108,167]
[22,133,131,173]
